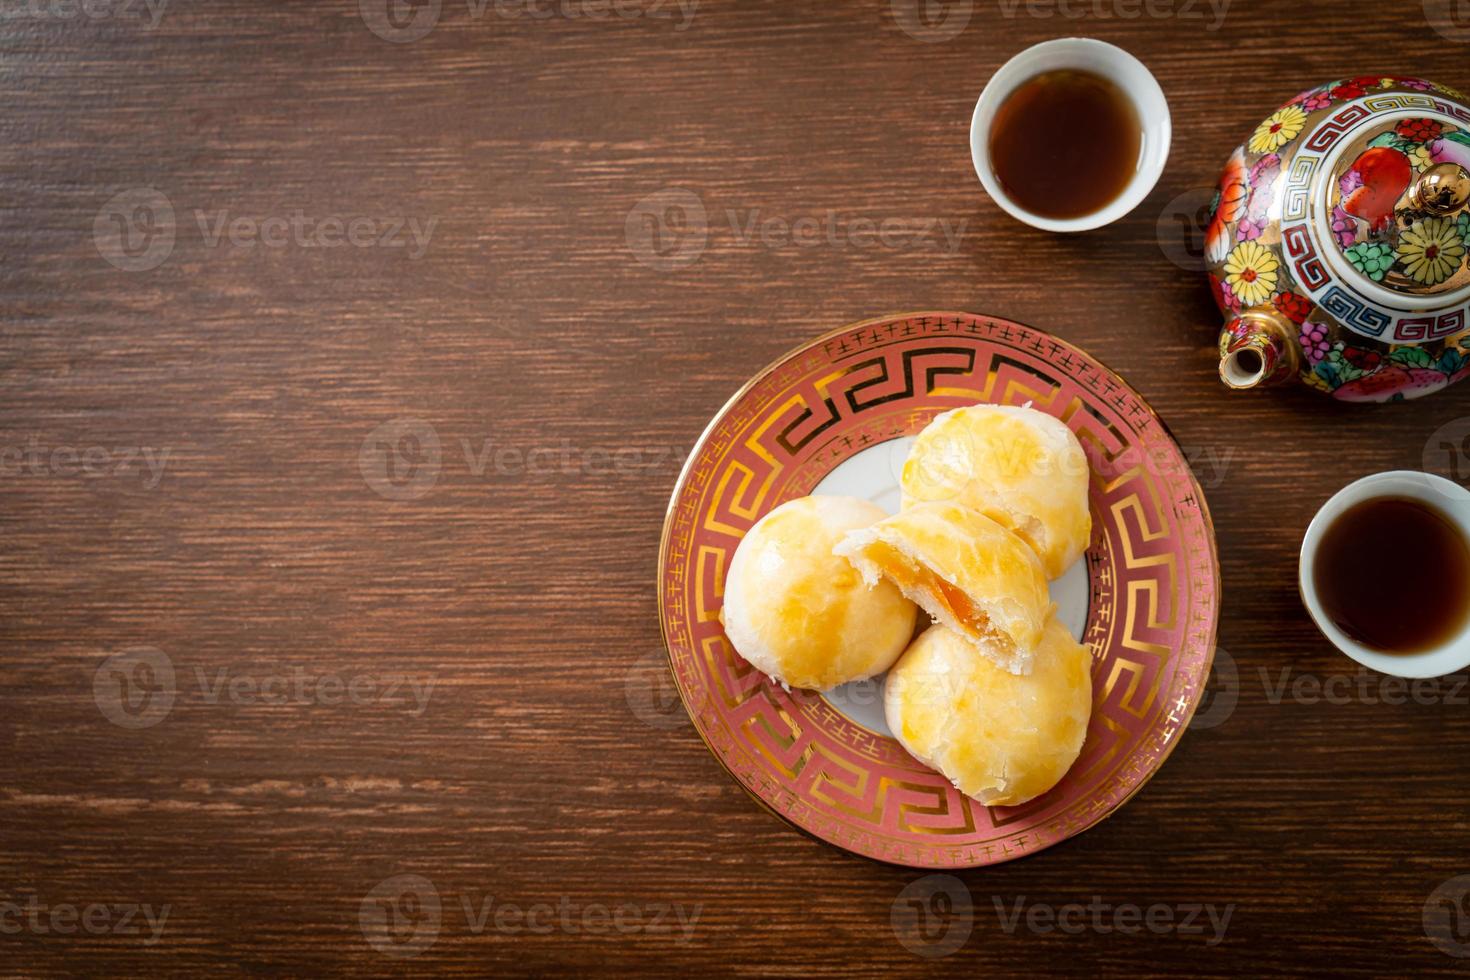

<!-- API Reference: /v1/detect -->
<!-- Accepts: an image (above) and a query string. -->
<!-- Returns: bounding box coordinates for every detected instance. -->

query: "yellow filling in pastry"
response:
[863,541,1014,657]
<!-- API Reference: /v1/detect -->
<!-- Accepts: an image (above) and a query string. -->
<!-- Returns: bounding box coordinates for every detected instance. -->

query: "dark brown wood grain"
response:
[4,0,1470,975]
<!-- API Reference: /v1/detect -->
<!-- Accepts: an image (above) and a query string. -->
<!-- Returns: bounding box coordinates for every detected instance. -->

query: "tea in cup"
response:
[970,38,1171,233]
[1300,471,1470,678]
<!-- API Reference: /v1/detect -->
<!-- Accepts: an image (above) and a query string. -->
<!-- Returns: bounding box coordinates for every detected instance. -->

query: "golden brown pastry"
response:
[721,495,918,691]
[834,501,1051,675]
[901,404,1091,580]
[884,620,1093,806]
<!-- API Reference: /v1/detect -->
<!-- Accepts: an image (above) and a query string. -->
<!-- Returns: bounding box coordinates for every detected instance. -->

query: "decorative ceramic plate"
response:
[657,312,1220,867]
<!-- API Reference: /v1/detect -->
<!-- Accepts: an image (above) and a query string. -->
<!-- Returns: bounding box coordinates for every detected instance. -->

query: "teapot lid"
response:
[1275,83,1470,342]
[1320,114,1470,298]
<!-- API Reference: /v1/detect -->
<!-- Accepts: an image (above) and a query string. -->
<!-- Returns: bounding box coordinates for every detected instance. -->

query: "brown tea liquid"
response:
[988,69,1143,220]
[1312,496,1470,653]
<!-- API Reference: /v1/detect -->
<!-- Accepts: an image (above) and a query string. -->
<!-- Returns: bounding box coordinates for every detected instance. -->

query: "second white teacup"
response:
[969,38,1171,233]
[1299,470,1470,679]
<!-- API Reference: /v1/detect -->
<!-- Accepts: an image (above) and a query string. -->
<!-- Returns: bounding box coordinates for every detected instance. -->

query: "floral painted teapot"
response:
[1206,75,1470,402]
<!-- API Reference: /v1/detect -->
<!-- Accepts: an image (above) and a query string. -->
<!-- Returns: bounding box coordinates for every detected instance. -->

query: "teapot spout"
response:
[1218,306,1299,390]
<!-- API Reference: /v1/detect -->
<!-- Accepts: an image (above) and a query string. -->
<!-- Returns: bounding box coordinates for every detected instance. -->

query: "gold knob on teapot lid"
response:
[1406,162,1470,215]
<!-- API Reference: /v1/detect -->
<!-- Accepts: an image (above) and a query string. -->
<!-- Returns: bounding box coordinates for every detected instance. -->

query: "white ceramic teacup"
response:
[969,38,1171,233]
[1299,470,1470,679]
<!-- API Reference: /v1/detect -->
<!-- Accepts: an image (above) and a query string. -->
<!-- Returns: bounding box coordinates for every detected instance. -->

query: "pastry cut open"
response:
[834,501,1051,675]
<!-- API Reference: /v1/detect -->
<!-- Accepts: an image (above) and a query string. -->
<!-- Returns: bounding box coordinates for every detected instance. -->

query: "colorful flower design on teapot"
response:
[1204,75,1470,402]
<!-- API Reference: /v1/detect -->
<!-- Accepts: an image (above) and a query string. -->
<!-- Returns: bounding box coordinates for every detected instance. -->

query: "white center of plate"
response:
[812,437,1090,738]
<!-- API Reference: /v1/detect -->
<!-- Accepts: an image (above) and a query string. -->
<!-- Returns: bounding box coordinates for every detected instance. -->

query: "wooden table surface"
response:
[5,0,1470,975]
